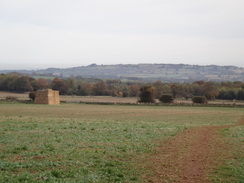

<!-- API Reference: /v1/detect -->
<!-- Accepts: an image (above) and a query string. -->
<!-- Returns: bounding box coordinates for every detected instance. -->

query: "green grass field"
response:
[0,103,243,182]
[210,124,244,183]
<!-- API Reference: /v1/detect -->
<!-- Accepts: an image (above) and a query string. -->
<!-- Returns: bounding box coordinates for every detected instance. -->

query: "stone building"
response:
[34,89,60,105]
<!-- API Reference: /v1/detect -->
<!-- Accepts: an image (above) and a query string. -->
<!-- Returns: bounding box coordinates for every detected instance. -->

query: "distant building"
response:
[34,89,60,105]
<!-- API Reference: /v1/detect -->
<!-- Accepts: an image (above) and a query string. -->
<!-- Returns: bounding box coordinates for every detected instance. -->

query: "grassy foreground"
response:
[0,103,243,182]
[211,122,244,183]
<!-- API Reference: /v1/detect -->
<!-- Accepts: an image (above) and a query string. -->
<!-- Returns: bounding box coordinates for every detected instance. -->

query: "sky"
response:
[0,0,244,70]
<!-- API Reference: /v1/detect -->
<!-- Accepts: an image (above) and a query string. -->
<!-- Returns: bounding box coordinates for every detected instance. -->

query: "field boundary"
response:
[1,99,244,108]
[77,101,244,108]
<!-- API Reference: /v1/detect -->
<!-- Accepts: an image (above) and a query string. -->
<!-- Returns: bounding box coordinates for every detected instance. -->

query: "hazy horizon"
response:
[0,62,243,71]
[1,0,244,70]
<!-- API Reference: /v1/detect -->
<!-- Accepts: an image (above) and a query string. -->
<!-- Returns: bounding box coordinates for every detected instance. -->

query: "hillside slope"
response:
[1,64,244,82]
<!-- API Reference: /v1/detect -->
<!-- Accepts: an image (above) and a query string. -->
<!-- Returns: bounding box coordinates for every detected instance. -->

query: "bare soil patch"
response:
[0,92,29,100]
[61,95,139,103]
[142,122,242,183]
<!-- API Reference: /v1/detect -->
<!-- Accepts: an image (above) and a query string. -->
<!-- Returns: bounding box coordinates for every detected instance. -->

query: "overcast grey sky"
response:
[0,0,244,70]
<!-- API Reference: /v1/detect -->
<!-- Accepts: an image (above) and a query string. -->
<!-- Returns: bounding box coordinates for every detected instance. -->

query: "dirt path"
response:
[142,118,244,183]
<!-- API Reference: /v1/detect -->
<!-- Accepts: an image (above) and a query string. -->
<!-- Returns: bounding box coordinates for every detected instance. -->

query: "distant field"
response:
[31,76,55,80]
[0,103,243,182]
[61,95,138,104]
[1,91,244,105]
[0,92,29,101]
[0,92,138,103]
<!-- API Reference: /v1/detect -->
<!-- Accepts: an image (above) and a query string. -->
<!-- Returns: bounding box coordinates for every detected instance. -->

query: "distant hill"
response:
[1,63,244,82]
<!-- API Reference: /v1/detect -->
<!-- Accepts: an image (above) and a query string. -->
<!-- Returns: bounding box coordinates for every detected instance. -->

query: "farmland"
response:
[0,103,244,182]
[1,91,244,106]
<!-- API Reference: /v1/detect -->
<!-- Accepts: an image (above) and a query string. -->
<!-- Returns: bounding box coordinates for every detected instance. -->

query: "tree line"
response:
[1,74,244,100]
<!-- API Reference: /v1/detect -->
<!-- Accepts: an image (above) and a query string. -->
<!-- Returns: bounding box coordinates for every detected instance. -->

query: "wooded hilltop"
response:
[1,63,244,82]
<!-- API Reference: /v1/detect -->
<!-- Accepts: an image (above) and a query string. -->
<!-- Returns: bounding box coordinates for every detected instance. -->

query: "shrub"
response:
[5,96,18,101]
[192,96,208,104]
[138,85,156,103]
[29,91,36,101]
[159,94,174,103]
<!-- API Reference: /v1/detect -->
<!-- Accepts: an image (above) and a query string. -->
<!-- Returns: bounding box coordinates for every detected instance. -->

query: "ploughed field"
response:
[0,103,243,182]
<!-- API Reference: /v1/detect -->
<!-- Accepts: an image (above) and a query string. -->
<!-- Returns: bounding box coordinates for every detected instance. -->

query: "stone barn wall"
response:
[34,89,60,105]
